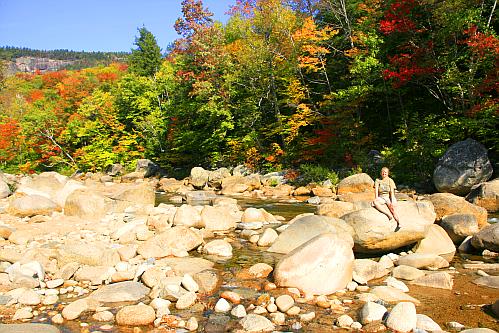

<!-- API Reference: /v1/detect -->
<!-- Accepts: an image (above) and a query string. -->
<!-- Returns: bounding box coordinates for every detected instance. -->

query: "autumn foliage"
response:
[0,0,497,184]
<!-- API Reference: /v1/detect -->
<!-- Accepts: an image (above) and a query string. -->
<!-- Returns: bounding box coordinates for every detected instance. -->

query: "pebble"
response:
[231,304,247,318]
[253,305,267,314]
[46,278,64,289]
[42,295,59,305]
[299,311,315,322]
[286,305,300,316]
[176,292,197,310]
[93,310,114,322]
[52,313,64,324]
[267,303,277,313]
[221,290,241,304]
[13,307,33,320]
[182,274,199,292]
[347,281,358,291]
[336,314,354,328]
[447,321,466,330]
[215,298,232,313]
[185,317,198,331]
[270,312,286,325]
[386,302,417,332]
[351,321,363,330]
[276,294,294,312]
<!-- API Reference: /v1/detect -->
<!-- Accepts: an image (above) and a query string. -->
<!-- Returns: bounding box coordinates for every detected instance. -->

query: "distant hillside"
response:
[0,46,129,73]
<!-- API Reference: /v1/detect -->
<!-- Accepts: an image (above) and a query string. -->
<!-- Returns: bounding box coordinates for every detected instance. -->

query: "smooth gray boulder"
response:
[440,213,479,243]
[274,233,354,295]
[88,281,150,303]
[433,138,493,195]
[267,215,354,254]
[466,178,499,212]
[137,226,203,258]
[136,158,163,177]
[7,194,60,217]
[341,201,436,253]
[471,223,499,252]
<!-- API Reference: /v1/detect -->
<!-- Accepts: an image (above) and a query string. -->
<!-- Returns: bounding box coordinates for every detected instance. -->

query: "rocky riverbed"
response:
[0,169,498,333]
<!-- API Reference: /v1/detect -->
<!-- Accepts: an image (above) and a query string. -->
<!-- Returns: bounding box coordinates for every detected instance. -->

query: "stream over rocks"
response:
[0,170,498,333]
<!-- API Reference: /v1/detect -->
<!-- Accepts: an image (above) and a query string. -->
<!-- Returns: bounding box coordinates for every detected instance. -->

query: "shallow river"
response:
[7,194,498,332]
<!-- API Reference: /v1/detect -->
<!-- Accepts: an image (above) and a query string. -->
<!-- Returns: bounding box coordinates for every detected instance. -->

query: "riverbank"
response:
[0,170,498,333]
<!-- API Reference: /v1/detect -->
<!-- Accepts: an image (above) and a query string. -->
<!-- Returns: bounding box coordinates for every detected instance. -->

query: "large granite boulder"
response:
[221,176,251,195]
[64,189,112,220]
[7,194,61,217]
[429,193,488,228]
[89,281,150,303]
[267,215,354,254]
[433,139,493,195]
[172,204,203,228]
[0,179,11,198]
[337,173,374,194]
[201,205,237,230]
[137,226,203,258]
[208,167,231,188]
[471,223,499,252]
[340,201,436,253]
[439,214,480,243]
[109,183,155,211]
[466,178,499,212]
[190,167,210,189]
[135,159,163,178]
[274,233,354,295]
[57,241,120,267]
[15,172,67,200]
[53,180,86,207]
[412,224,456,262]
[316,201,356,218]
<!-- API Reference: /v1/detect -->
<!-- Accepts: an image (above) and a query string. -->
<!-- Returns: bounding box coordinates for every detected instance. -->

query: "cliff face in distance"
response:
[7,56,75,74]
[0,46,129,74]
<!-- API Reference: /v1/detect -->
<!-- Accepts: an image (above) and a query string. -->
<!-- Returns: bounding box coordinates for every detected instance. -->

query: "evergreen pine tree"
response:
[128,27,162,76]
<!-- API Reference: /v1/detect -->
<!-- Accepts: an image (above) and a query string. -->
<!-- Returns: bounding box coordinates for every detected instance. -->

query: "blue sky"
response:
[0,0,234,52]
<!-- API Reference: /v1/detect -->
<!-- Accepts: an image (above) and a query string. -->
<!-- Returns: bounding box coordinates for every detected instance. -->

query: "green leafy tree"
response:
[128,27,163,77]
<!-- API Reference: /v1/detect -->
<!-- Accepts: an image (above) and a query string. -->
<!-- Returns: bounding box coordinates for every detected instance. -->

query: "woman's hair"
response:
[381,167,389,174]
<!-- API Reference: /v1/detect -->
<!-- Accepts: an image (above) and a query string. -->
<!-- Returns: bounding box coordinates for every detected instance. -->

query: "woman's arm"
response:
[374,181,379,198]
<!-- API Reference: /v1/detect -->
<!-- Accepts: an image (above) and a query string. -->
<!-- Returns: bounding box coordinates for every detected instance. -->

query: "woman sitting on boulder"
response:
[372,167,400,229]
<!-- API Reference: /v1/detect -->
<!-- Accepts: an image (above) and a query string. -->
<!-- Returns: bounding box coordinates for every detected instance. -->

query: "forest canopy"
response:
[0,0,497,185]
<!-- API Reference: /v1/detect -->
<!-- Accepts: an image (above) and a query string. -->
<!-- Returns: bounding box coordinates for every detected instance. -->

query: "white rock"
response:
[93,310,114,322]
[52,313,64,324]
[231,304,247,318]
[257,228,279,247]
[359,301,387,324]
[239,314,275,332]
[13,307,33,320]
[42,295,59,305]
[299,311,315,322]
[385,276,409,292]
[270,312,286,325]
[176,292,197,309]
[203,239,233,257]
[447,321,466,330]
[351,321,363,330]
[182,273,199,292]
[186,317,198,331]
[18,289,41,305]
[416,314,442,331]
[386,302,417,332]
[215,298,232,313]
[336,314,354,328]
[275,294,294,312]
[347,281,358,291]
[46,278,64,289]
